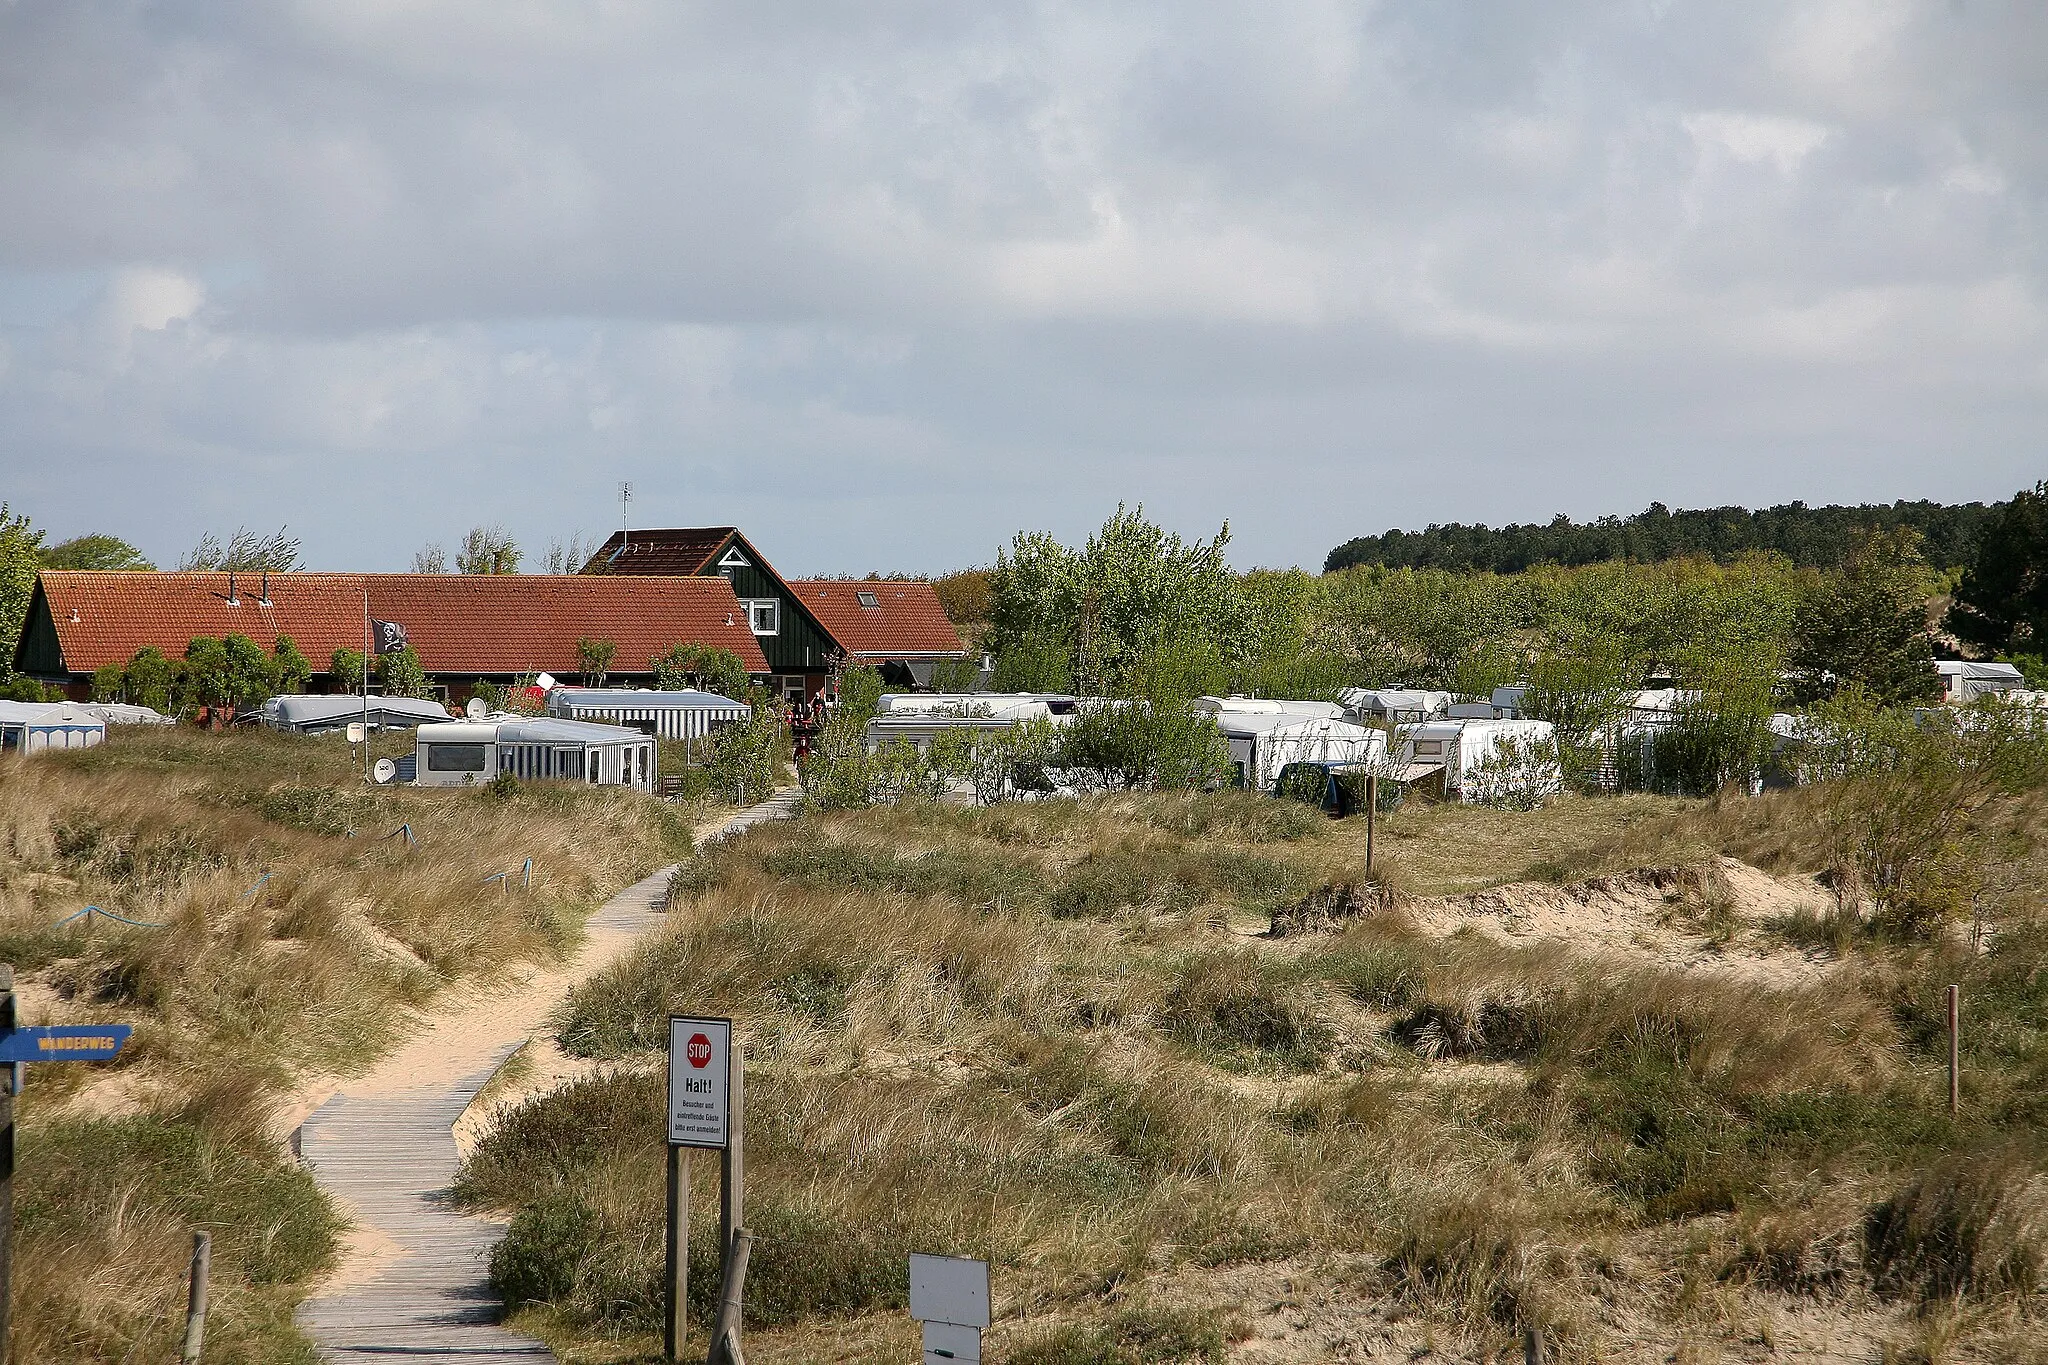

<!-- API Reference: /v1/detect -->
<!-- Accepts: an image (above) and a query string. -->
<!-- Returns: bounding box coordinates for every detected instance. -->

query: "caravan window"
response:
[1413,739,1444,756]
[426,743,487,772]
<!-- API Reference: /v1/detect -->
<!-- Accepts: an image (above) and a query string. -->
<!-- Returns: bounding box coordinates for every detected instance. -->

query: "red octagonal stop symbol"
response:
[686,1032,713,1068]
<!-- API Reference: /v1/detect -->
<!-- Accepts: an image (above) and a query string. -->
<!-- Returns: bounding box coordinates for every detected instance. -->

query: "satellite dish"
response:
[465,696,488,719]
[534,672,556,691]
[372,757,398,785]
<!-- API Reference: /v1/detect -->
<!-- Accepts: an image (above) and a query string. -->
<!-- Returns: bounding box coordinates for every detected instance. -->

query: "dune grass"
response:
[460,782,2048,1362]
[0,726,696,1363]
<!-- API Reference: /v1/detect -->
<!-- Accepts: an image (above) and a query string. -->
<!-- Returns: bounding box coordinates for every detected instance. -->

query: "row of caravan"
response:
[861,692,1561,803]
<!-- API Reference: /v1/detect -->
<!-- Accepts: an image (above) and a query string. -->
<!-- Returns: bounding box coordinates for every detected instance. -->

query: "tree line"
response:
[1323,497,2002,574]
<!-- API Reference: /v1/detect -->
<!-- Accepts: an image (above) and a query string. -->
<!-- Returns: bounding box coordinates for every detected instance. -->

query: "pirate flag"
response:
[371,619,410,655]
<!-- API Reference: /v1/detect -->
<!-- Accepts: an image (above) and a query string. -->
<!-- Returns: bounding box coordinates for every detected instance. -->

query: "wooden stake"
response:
[1524,1324,1546,1363]
[709,1227,753,1365]
[720,1045,744,1261]
[1947,984,1961,1116]
[666,1146,690,1363]
[1365,774,1378,873]
[0,964,13,1362]
[181,1230,212,1364]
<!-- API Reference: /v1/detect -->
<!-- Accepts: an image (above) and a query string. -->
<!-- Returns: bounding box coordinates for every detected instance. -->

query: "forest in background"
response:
[1323,498,2001,575]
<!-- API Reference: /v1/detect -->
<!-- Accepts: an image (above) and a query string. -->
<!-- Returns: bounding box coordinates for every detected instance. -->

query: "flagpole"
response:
[362,588,371,784]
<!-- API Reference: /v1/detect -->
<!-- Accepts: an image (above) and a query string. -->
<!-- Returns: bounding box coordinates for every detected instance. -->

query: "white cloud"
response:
[0,1,2043,573]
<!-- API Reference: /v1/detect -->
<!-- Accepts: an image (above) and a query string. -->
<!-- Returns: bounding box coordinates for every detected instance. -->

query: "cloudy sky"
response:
[1,2,2043,574]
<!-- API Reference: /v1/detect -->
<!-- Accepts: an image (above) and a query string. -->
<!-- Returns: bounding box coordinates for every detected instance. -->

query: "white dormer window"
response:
[856,591,879,609]
[745,599,779,635]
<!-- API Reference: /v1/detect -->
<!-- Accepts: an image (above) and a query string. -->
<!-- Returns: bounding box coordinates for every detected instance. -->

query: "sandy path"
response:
[292,789,798,1359]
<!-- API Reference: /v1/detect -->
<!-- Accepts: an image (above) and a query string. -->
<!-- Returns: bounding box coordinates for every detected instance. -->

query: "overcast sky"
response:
[1,2,2043,574]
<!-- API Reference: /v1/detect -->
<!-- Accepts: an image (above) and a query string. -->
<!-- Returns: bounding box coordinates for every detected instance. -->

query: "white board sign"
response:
[923,1320,982,1364]
[346,721,366,744]
[667,1016,731,1148]
[908,1254,990,1329]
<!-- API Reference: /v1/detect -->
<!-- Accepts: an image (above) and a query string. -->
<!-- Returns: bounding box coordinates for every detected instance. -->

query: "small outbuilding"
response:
[545,687,752,739]
[413,717,657,792]
[0,700,107,754]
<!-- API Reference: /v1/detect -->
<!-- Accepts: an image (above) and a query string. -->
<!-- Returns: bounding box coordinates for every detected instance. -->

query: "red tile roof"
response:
[784,580,967,659]
[581,527,738,576]
[29,572,770,676]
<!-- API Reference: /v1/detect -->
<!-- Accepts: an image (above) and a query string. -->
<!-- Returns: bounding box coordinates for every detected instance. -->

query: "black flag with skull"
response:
[371,619,410,655]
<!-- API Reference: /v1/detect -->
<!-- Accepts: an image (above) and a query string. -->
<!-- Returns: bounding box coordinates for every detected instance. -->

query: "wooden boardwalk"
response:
[296,788,800,1362]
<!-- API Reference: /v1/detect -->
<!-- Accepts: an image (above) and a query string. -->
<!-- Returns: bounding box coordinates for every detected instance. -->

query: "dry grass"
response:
[0,726,695,1363]
[459,782,2048,1362]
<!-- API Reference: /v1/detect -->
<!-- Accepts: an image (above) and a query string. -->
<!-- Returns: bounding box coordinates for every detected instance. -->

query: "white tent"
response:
[546,687,750,739]
[0,700,106,754]
[76,702,173,726]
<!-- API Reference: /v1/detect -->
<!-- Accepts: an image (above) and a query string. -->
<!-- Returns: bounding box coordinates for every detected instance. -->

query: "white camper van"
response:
[413,717,656,792]
[1394,718,1560,803]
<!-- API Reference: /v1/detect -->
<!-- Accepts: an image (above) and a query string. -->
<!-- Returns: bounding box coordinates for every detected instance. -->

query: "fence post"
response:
[1365,774,1378,874]
[709,1227,753,1365]
[1947,984,1961,1116]
[666,1146,690,1363]
[181,1230,212,1364]
[1524,1324,1546,1364]
[0,964,13,1361]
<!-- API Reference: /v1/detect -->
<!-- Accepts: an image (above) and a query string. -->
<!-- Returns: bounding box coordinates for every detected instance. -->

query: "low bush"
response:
[1007,1305,1235,1365]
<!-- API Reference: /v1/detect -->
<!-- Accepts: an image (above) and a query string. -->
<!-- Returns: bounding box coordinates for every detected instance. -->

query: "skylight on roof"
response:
[856,591,879,608]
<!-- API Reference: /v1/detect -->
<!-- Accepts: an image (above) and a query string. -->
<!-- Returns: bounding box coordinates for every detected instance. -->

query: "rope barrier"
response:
[384,823,416,847]
[241,872,272,899]
[53,904,167,929]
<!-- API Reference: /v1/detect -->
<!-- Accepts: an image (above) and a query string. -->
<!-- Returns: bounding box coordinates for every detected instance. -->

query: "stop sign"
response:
[687,1032,712,1067]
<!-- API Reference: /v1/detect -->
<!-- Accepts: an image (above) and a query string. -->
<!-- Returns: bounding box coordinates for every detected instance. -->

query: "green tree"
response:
[331,647,367,691]
[1946,481,2048,655]
[986,506,1238,697]
[91,663,127,703]
[178,526,301,571]
[649,643,750,697]
[272,634,313,694]
[181,634,279,715]
[456,525,522,575]
[378,646,431,699]
[1787,529,1940,705]
[576,637,617,687]
[124,647,177,712]
[927,657,984,692]
[0,503,46,681]
[41,534,154,571]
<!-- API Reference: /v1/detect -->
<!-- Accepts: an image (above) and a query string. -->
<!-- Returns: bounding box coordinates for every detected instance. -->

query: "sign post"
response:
[666,1016,735,1364]
[0,965,132,1362]
[909,1254,990,1364]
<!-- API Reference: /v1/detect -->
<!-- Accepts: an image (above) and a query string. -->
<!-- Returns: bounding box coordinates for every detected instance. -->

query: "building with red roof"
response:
[14,570,769,697]
[584,527,969,697]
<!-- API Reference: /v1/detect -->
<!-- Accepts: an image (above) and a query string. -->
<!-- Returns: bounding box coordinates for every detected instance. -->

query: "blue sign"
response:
[0,1025,132,1063]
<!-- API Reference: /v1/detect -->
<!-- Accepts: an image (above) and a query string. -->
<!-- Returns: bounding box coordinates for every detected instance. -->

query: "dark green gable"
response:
[13,581,67,678]
[696,532,838,675]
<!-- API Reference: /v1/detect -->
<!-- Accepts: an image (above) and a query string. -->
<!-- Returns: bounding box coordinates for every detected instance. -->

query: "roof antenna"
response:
[619,480,632,550]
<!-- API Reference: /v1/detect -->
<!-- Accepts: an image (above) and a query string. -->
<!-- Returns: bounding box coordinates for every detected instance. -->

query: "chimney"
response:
[260,569,271,604]
[227,570,239,605]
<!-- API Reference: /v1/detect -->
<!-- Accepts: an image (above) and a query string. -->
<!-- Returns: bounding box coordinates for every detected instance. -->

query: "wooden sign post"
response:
[667,1016,747,1365]
[0,963,133,1362]
[1365,773,1379,874]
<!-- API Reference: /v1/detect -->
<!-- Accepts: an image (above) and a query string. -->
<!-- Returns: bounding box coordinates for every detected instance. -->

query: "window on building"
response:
[746,599,779,635]
[856,590,879,608]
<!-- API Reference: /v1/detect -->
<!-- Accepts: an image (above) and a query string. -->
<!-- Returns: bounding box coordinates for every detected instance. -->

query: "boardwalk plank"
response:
[296,790,798,1363]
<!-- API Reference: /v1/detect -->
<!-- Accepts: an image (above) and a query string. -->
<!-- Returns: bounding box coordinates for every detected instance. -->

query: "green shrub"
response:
[1865,1150,2048,1302]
